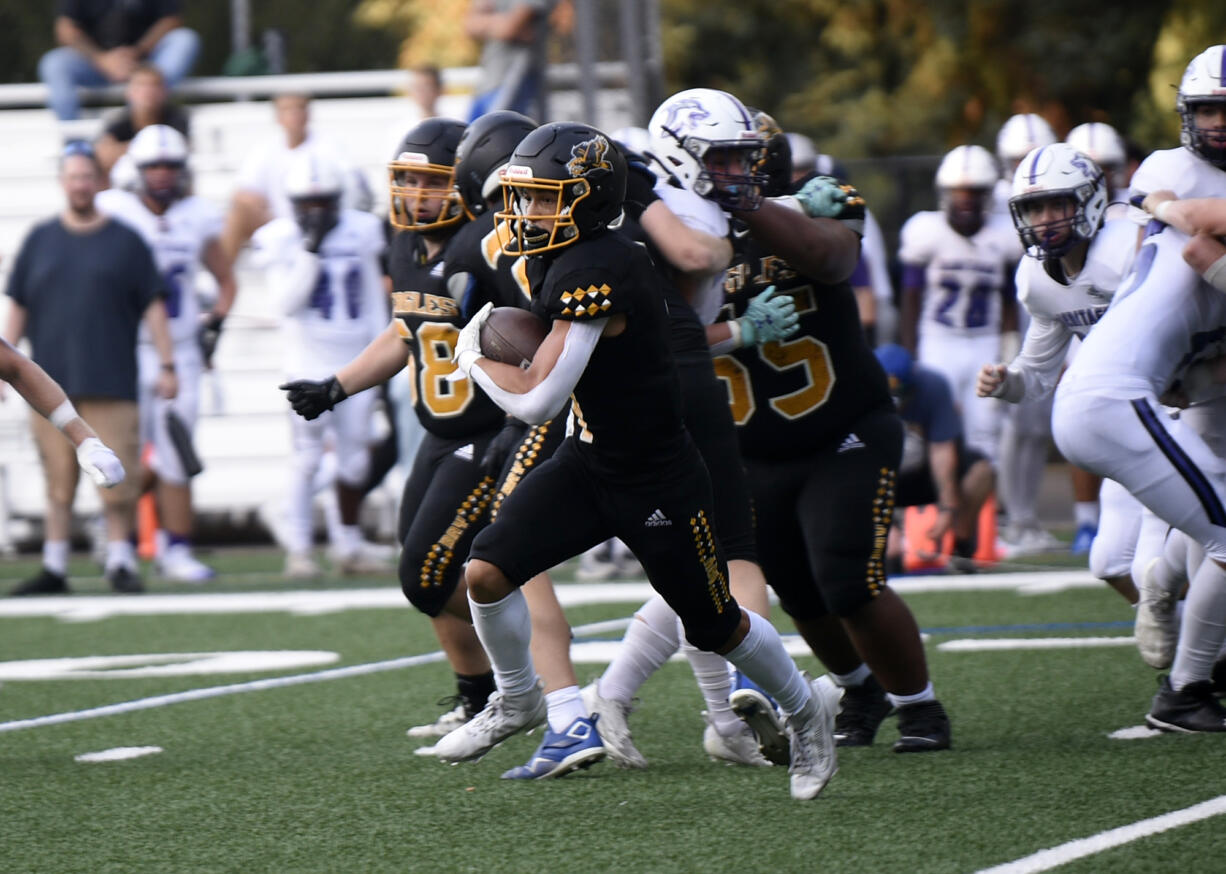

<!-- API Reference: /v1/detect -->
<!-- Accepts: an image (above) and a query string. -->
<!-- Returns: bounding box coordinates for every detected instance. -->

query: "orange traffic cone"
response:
[137,443,158,560]
[902,504,954,573]
[974,493,999,566]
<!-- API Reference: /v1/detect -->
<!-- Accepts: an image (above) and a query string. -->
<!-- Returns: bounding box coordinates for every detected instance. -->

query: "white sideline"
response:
[0,617,632,734]
[975,794,1226,873]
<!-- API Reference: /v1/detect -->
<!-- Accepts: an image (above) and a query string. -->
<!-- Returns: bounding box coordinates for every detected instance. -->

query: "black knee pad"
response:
[399,547,462,618]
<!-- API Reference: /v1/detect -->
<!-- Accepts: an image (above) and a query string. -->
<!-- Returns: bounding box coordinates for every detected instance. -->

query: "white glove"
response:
[76,437,125,488]
[448,301,494,381]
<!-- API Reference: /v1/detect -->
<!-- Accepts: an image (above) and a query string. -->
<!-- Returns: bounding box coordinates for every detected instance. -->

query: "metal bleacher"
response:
[0,65,632,547]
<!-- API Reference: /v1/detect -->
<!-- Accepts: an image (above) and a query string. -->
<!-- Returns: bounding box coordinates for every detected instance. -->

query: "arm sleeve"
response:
[468,318,604,424]
[1000,313,1073,403]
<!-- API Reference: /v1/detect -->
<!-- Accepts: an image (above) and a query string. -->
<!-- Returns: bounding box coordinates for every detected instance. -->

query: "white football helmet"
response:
[648,88,765,210]
[1065,122,1127,193]
[1009,143,1107,260]
[127,124,189,204]
[610,126,652,157]
[996,113,1057,173]
[284,148,346,201]
[1177,45,1226,169]
[935,144,999,235]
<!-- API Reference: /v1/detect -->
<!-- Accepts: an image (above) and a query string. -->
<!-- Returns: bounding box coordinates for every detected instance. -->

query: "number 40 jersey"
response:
[97,187,222,347]
[898,210,1022,340]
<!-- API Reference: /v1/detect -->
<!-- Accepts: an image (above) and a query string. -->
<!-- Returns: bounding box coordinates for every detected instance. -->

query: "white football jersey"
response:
[1126,147,1226,225]
[1007,218,1137,401]
[235,132,358,220]
[97,188,223,345]
[899,210,1022,338]
[654,181,729,325]
[255,209,388,377]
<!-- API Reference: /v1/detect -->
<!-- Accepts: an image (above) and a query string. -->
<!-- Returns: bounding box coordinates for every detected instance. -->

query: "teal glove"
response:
[739,286,799,345]
[794,175,848,218]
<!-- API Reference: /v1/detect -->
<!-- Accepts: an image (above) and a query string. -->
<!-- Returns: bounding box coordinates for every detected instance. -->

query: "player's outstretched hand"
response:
[741,286,799,345]
[481,417,529,477]
[450,301,494,380]
[280,376,348,420]
[77,437,125,488]
[794,175,849,219]
[976,363,1007,398]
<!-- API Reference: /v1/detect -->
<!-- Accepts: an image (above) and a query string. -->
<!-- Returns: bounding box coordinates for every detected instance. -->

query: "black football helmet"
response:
[454,110,538,218]
[750,110,792,198]
[496,122,627,256]
[388,117,467,232]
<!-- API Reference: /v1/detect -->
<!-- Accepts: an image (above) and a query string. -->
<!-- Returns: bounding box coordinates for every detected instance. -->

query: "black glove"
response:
[480,418,529,478]
[622,160,660,223]
[300,209,340,254]
[279,376,348,420]
[198,313,225,367]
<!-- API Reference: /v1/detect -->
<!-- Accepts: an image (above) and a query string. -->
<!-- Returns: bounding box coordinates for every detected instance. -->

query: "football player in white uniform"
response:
[977,143,1141,603]
[97,124,236,582]
[257,149,388,577]
[899,144,1022,464]
[993,113,1057,216]
[1052,45,1226,732]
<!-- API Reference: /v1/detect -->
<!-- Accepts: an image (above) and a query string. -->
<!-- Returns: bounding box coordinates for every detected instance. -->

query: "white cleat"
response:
[156,545,216,583]
[580,682,647,769]
[432,689,547,763]
[1135,557,1180,669]
[284,551,322,579]
[787,673,842,801]
[332,542,394,576]
[407,703,470,739]
[702,714,771,767]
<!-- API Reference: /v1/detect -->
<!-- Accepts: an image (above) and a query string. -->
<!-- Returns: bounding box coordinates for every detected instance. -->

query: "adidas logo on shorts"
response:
[837,432,865,453]
[644,509,672,528]
[454,443,475,461]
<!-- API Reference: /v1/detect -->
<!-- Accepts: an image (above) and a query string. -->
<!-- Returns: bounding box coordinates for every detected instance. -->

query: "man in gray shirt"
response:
[4,141,176,595]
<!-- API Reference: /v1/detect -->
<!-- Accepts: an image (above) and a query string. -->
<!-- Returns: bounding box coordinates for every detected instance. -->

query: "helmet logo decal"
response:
[662,98,710,132]
[566,135,612,178]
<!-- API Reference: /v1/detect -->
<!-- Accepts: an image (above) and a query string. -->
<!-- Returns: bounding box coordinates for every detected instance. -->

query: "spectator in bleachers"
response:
[219,93,357,267]
[384,65,443,161]
[39,0,200,123]
[876,344,995,570]
[465,1,556,121]
[3,142,177,595]
[95,64,190,178]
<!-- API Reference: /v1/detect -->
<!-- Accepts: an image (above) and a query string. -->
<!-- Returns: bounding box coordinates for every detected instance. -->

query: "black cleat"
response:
[10,568,69,596]
[1146,676,1226,733]
[893,699,952,752]
[106,565,145,594]
[834,675,894,747]
[1211,659,1226,698]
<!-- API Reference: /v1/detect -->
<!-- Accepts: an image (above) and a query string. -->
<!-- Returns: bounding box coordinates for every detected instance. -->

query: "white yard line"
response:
[939,636,1135,652]
[0,617,633,734]
[975,795,1226,873]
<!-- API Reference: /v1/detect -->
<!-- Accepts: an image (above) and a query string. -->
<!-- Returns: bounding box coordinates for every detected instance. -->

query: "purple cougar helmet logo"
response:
[663,98,711,133]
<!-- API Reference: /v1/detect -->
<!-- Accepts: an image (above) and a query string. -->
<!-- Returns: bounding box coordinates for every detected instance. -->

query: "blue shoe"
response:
[1070,524,1096,555]
[501,716,605,779]
[729,671,789,766]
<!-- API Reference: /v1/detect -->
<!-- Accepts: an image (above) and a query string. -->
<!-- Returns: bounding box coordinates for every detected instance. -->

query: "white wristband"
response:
[49,399,80,431]
[1154,200,1173,224]
[1205,252,1226,293]
[726,319,743,348]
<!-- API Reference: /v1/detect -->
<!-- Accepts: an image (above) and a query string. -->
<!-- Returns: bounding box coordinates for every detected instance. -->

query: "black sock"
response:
[954,536,976,559]
[456,671,496,716]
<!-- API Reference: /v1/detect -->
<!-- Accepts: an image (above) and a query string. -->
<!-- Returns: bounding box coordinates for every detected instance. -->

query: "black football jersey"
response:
[527,230,686,477]
[443,211,534,314]
[716,224,893,459]
[388,229,505,438]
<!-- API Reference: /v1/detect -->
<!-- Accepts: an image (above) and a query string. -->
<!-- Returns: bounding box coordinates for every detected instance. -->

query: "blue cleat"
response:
[1070,524,1096,555]
[729,671,789,766]
[501,716,606,780]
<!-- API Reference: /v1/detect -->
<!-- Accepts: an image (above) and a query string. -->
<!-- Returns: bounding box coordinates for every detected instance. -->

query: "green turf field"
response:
[1,550,1223,873]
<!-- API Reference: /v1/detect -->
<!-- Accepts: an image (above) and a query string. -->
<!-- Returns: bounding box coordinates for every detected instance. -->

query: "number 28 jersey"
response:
[898,211,1022,339]
[389,228,506,439]
[715,230,894,460]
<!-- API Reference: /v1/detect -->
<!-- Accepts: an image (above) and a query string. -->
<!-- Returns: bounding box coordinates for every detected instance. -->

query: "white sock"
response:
[105,540,135,571]
[599,595,679,702]
[887,681,936,708]
[723,610,809,715]
[1169,560,1226,690]
[43,540,69,576]
[338,523,362,554]
[545,685,587,733]
[1148,533,1188,597]
[831,663,873,688]
[1073,501,1099,529]
[681,640,740,736]
[469,589,538,699]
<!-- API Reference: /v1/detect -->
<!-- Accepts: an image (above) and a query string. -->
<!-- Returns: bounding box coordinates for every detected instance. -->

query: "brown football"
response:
[479,307,549,369]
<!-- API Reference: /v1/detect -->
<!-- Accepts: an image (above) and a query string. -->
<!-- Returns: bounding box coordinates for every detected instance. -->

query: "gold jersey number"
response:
[403,321,472,417]
[713,336,835,425]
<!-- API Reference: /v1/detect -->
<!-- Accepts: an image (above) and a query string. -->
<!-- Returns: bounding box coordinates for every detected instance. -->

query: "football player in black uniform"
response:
[440,122,842,798]
[280,118,557,744]
[716,134,953,753]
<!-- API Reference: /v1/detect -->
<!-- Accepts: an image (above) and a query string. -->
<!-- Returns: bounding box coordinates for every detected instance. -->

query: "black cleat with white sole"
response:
[1146,676,1226,733]
[893,700,952,752]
